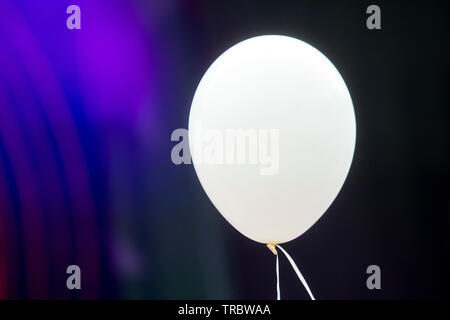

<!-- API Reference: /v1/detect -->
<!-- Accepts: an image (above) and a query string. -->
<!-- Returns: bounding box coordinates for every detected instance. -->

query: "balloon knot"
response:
[267,243,277,255]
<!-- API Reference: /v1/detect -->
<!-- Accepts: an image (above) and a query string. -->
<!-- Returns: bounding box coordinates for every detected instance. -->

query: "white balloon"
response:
[189,35,356,244]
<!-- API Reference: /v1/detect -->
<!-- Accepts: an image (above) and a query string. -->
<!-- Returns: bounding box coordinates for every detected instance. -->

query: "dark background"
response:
[0,0,448,299]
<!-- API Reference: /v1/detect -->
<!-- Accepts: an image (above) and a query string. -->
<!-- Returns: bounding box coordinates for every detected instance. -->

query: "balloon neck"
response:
[267,243,277,255]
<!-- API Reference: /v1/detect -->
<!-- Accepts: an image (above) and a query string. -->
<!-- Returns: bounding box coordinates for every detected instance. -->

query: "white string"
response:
[276,254,280,300]
[276,244,315,300]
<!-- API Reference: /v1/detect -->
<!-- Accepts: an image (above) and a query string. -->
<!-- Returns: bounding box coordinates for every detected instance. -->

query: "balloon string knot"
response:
[267,243,278,255]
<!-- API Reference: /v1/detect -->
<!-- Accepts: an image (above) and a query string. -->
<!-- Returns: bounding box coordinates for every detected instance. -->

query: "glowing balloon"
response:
[189,35,356,244]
